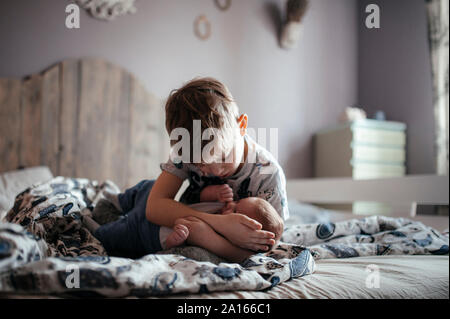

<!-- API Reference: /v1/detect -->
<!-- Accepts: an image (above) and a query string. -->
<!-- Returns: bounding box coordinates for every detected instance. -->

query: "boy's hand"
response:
[200,184,234,203]
[212,213,276,251]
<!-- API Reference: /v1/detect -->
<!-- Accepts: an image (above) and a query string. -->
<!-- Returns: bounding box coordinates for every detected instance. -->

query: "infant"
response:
[168,197,284,254]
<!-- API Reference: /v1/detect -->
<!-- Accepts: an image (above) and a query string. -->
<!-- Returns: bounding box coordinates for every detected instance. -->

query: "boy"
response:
[146,78,289,253]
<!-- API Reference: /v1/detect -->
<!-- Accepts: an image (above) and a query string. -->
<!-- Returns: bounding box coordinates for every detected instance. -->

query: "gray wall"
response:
[0,0,359,178]
[358,0,435,174]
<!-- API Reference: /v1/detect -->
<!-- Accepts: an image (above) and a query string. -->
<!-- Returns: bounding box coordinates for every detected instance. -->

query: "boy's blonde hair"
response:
[165,78,240,162]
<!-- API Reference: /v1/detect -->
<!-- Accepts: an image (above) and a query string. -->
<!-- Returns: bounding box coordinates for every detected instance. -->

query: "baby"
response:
[172,197,284,262]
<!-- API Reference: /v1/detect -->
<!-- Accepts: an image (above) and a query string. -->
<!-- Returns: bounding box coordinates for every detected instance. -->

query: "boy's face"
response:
[195,117,247,179]
[195,142,243,178]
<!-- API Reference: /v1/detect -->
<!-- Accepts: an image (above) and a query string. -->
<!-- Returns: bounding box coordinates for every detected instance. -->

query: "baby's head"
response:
[165,78,248,178]
[223,197,284,250]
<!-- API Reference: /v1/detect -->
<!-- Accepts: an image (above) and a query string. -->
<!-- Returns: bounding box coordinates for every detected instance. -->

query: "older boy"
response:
[146,78,289,252]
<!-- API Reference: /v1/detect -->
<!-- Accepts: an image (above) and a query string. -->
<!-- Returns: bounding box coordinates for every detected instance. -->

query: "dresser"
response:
[314,119,407,215]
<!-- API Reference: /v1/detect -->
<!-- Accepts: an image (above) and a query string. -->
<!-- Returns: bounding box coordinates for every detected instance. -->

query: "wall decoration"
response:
[75,0,137,21]
[280,0,309,49]
[214,0,232,11]
[194,15,212,41]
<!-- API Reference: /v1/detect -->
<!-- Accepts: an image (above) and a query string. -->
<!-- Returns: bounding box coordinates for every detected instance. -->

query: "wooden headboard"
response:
[0,58,169,189]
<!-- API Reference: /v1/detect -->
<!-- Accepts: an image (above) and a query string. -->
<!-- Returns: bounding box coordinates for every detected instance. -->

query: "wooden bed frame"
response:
[0,58,168,190]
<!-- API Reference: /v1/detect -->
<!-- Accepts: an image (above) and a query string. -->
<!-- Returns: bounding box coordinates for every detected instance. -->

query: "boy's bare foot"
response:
[164,224,189,249]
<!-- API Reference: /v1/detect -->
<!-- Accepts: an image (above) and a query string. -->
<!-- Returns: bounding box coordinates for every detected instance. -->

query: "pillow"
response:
[0,193,9,212]
[0,166,54,213]
[0,193,10,221]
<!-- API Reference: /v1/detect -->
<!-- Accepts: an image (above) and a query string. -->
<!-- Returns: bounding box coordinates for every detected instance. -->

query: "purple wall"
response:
[0,0,359,179]
[358,0,435,174]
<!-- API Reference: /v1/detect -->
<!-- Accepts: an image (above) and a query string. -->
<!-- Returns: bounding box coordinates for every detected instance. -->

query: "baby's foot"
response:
[164,224,189,249]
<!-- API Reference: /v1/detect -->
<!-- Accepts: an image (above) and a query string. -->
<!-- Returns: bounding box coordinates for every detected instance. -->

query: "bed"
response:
[0,58,448,299]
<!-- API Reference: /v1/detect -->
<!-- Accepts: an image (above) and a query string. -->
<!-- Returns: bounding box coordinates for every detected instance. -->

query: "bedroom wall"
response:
[0,0,359,179]
[358,0,435,175]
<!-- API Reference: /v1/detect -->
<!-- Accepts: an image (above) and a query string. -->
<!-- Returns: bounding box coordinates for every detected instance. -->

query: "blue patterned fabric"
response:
[281,217,449,259]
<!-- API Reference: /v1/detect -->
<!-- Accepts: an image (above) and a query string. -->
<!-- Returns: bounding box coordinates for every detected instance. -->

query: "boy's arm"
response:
[146,171,275,251]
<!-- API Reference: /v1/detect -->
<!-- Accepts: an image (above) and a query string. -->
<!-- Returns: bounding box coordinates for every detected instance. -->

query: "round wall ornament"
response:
[194,15,212,41]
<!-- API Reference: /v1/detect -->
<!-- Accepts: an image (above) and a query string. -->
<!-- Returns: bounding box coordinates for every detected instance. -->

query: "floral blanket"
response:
[0,177,448,297]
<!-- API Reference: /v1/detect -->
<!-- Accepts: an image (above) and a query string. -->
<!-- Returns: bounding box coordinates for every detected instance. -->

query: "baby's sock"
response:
[92,198,123,225]
[103,190,123,212]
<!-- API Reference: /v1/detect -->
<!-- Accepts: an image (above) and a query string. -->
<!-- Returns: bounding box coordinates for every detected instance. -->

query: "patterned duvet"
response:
[0,177,448,297]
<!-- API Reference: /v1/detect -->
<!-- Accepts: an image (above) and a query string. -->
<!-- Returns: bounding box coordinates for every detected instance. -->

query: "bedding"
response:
[0,177,314,297]
[0,176,448,298]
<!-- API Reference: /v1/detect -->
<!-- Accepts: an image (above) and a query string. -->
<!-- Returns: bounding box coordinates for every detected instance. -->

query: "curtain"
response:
[426,0,449,176]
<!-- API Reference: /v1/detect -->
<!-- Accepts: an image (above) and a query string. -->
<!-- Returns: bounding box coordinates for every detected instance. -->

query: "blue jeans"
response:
[94,180,162,259]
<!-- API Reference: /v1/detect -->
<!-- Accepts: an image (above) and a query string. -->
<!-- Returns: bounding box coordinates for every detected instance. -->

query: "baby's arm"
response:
[146,171,275,252]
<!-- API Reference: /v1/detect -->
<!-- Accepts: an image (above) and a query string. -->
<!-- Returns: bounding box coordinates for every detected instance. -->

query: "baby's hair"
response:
[248,198,284,250]
[165,78,240,162]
